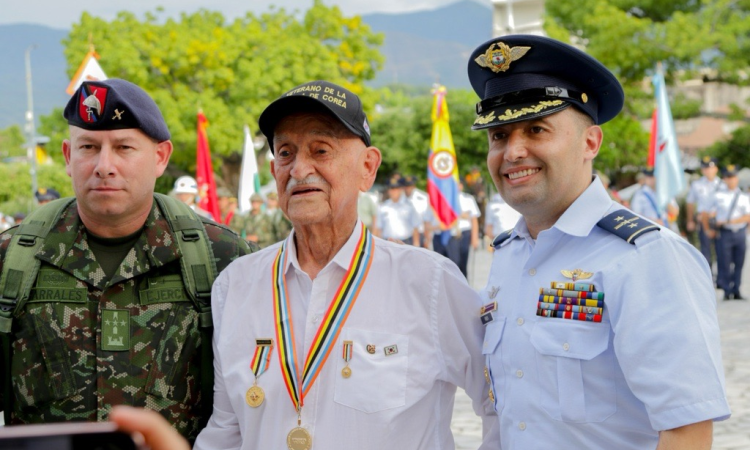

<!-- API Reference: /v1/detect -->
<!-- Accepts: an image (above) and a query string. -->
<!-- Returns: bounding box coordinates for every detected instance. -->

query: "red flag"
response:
[647,109,657,168]
[196,111,221,220]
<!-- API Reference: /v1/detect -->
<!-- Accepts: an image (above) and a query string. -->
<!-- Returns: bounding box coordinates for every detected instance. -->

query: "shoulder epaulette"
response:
[596,210,659,244]
[492,229,514,249]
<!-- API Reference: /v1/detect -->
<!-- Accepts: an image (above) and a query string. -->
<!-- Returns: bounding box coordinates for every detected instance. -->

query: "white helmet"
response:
[174,176,199,195]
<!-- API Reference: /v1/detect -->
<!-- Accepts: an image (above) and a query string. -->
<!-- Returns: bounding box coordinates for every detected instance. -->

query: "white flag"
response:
[237,125,261,214]
[66,51,108,95]
[652,70,685,210]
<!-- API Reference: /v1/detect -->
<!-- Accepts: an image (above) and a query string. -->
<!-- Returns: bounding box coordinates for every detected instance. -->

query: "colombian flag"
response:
[427,86,461,231]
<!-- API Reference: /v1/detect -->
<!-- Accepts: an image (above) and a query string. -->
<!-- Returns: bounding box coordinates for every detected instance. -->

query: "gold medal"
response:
[245,385,265,408]
[341,366,352,378]
[287,427,312,450]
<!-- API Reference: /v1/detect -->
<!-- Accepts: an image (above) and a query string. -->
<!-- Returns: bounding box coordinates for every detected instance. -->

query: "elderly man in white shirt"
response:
[193,80,497,450]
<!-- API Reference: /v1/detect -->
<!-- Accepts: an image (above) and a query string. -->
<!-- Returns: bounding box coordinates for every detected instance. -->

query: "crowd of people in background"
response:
[7,157,750,289]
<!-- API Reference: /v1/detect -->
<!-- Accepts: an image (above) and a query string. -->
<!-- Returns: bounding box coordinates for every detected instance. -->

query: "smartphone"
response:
[0,422,145,450]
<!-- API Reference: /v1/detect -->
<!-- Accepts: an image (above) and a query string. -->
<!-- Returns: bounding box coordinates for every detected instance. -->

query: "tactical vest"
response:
[0,194,217,439]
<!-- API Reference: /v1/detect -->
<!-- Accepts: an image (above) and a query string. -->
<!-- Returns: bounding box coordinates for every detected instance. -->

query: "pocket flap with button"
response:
[482,316,506,355]
[530,320,609,360]
[334,328,409,414]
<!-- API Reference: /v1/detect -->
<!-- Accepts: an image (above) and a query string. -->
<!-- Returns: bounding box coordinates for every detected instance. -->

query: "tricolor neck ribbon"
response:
[273,223,374,412]
[250,339,274,381]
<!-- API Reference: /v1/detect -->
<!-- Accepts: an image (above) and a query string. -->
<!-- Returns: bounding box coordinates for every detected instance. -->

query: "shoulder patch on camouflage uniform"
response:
[596,210,659,244]
[492,229,514,249]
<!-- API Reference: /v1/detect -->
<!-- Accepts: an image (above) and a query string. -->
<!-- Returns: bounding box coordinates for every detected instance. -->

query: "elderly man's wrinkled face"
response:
[270,112,380,228]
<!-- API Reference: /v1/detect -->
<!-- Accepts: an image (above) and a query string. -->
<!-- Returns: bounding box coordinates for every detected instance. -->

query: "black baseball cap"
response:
[467,35,624,129]
[259,80,371,152]
[64,79,170,141]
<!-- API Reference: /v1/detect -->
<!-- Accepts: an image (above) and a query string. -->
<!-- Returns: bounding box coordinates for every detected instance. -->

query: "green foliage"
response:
[60,1,383,173]
[596,113,649,172]
[727,103,747,122]
[0,162,73,214]
[369,87,494,191]
[0,125,26,159]
[37,107,68,165]
[706,124,750,168]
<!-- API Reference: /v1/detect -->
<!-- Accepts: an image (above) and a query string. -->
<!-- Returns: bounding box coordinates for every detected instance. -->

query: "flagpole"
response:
[25,44,38,207]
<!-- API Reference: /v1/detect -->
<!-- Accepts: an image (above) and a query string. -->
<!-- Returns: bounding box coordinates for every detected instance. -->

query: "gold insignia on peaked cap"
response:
[703,156,711,163]
[474,42,531,73]
[560,269,594,281]
[581,93,589,103]
[728,164,736,171]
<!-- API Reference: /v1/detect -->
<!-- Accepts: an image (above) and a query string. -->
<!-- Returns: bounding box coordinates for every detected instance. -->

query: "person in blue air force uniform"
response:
[468,35,730,450]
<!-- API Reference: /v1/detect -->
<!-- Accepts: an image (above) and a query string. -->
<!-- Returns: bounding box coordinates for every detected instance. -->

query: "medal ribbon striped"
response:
[273,223,374,412]
[343,340,353,363]
[250,344,273,379]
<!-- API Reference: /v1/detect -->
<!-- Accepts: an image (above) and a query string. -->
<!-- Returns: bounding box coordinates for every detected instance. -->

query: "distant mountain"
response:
[362,0,493,89]
[0,24,69,130]
[0,0,493,129]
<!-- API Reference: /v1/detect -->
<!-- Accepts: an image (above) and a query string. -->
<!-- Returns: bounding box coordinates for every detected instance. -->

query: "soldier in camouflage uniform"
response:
[266,191,292,244]
[0,79,252,442]
[230,193,274,248]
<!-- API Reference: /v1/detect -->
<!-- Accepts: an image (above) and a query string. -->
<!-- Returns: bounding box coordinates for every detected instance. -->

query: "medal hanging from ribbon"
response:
[341,340,353,378]
[246,338,274,408]
[273,223,374,450]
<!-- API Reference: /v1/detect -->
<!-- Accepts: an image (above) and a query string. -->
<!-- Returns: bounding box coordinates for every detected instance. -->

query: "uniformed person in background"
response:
[403,175,431,247]
[629,168,665,225]
[0,78,252,442]
[687,156,723,268]
[216,187,236,226]
[469,35,729,449]
[705,164,750,300]
[265,191,292,244]
[376,174,421,245]
[484,192,521,245]
[35,187,61,205]
[230,192,274,248]
[172,175,213,220]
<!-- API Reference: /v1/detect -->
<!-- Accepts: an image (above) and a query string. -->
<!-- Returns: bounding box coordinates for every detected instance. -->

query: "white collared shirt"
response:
[710,187,750,232]
[686,176,724,213]
[195,220,497,450]
[484,177,729,450]
[458,193,481,232]
[376,196,421,240]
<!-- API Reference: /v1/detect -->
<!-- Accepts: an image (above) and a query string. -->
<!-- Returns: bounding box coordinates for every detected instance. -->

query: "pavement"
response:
[450,244,750,449]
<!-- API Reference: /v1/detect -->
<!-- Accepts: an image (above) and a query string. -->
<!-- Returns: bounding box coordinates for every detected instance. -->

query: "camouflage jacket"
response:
[0,198,252,441]
[268,209,293,244]
[230,211,275,248]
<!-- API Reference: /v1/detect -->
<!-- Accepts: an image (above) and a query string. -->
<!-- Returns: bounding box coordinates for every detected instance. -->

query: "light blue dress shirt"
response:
[483,177,730,450]
[629,185,663,223]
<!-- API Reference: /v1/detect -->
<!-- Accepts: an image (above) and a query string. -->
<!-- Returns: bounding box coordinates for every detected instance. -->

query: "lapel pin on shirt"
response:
[384,345,398,356]
[366,344,376,354]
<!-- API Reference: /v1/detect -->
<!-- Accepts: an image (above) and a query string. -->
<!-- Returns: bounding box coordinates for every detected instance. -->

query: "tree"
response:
[61,1,384,176]
[0,125,26,159]
[370,87,491,190]
[541,0,750,173]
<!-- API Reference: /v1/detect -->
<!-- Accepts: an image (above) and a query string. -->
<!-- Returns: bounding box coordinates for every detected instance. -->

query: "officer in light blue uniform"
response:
[468,35,730,449]
[687,156,724,267]
[707,164,750,300]
[629,168,665,225]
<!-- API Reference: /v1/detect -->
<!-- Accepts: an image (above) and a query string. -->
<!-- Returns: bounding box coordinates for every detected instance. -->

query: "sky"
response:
[1,0,490,29]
